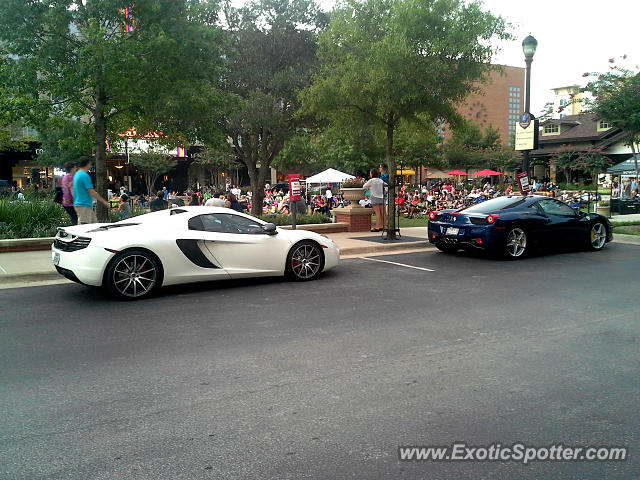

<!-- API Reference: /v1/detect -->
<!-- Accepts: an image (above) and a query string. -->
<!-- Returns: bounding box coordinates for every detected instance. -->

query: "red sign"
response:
[517,172,531,194]
[288,174,302,202]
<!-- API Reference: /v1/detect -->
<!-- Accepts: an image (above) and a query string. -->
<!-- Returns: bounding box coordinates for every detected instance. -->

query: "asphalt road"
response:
[1,244,638,479]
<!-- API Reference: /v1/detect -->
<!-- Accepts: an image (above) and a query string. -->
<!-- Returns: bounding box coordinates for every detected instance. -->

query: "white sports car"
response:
[51,206,340,299]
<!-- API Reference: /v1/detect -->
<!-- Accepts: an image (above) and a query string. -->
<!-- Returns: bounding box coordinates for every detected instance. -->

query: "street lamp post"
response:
[521,34,537,175]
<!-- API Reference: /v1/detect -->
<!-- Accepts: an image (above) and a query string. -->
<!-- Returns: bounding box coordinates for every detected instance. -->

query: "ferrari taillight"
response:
[429,211,438,220]
[486,214,499,224]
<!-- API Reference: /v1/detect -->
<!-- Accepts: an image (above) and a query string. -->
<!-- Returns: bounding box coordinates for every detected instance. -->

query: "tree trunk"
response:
[248,164,269,217]
[94,107,108,222]
[386,117,397,239]
[94,63,109,222]
[631,136,639,181]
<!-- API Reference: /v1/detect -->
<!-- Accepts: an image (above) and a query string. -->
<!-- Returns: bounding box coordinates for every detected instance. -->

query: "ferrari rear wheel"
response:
[106,249,161,299]
[589,222,607,250]
[285,241,324,281]
[505,226,528,259]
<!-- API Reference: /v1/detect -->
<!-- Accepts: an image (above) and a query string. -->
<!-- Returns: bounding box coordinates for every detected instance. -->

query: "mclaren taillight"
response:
[486,214,500,224]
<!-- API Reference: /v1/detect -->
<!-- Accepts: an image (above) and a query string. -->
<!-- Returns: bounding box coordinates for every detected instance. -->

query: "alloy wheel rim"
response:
[113,254,157,297]
[291,245,321,279]
[506,228,527,257]
[591,223,606,249]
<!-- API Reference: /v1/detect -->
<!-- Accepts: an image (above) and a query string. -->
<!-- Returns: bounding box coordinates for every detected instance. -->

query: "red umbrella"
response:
[445,170,469,176]
[471,169,503,176]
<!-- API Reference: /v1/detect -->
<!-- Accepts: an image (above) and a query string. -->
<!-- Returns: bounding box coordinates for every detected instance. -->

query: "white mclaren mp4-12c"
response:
[52,206,340,299]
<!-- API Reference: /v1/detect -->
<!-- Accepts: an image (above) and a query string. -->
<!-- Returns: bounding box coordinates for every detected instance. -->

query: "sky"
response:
[317,0,640,115]
[232,0,639,115]
[474,0,640,114]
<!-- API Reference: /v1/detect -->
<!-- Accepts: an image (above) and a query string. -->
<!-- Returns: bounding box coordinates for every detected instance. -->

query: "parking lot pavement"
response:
[1,244,638,479]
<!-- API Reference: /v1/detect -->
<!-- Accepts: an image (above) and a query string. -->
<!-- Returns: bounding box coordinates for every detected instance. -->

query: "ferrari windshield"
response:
[461,197,526,214]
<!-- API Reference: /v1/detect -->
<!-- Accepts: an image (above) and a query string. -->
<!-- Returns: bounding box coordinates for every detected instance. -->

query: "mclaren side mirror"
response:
[262,223,278,235]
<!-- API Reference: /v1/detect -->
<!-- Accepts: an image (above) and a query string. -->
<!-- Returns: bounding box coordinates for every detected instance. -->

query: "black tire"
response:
[435,242,458,253]
[588,221,607,251]
[285,241,324,281]
[504,226,528,259]
[105,248,162,299]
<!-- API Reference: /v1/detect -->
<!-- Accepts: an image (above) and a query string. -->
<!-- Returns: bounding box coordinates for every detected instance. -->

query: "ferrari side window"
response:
[538,199,576,217]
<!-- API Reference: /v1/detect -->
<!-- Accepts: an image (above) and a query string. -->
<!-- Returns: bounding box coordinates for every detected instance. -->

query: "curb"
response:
[340,241,432,256]
[0,272,64,286]
[612,233,640,245]
[0,237,53,253]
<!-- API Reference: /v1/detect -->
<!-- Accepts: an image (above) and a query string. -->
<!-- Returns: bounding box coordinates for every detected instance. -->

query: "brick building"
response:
[443,65,525,147]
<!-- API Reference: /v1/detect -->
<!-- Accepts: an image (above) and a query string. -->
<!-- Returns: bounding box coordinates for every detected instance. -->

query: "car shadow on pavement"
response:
[448,244,597,262]
[55,268,344,303]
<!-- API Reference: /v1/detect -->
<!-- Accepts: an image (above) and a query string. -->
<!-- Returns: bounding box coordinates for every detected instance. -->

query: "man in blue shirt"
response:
[379,163,389,185]
[73,156,110,224]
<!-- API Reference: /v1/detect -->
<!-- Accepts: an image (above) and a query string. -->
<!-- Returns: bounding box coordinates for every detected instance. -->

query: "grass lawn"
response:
[372,214,429,228]
[613,225,640,235]
[558,184,611,195]
[610,219,640,227]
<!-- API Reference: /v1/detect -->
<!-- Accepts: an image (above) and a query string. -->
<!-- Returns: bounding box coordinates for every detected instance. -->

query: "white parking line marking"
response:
[359,257,435,272]
[0,265,7,274]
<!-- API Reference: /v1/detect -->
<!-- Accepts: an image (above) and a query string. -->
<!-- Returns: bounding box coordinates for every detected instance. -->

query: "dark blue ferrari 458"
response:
[428,195,613,259]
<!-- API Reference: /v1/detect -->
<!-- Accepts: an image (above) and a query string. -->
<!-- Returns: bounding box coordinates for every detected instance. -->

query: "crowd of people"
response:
[8,157,625,227]
[611,178,639,199]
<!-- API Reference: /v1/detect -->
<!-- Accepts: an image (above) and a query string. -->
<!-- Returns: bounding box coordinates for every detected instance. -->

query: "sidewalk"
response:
[2,225,639,289]
[0,227,432,288]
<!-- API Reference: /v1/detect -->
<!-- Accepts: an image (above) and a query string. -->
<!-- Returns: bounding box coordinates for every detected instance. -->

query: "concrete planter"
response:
[596,205,610,217]
[340,187,365,203]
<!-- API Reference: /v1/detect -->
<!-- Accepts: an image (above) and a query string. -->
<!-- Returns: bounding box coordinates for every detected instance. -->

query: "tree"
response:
[219,0,327,215]
[301,0,510,237]
[576,146,613,184]
[274,125,384,175]
[0,0,226,220]
[394,118,443,180]
[191,148,241,189]
[583,64,640,179]
[549,150,577,184]
[132,150,177,196]
[490,144,520,175]
[444,121,501,172]
[35,118,93,167]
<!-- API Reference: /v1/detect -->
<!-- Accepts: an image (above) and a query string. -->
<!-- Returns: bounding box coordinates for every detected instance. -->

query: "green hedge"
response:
[556,183,611,194]
[257,213,331,226]
[0,199,71,239]
[0,198,332,238]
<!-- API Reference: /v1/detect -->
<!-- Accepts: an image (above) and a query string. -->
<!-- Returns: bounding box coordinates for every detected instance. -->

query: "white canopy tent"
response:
[304,168,355,185]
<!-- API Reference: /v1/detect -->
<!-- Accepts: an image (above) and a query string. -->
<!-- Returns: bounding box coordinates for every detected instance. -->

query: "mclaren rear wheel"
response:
[105,249,161,300]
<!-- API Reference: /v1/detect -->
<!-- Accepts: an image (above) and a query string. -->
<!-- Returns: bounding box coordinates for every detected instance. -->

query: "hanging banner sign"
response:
[517,172,532,194]
[515,113,539,151]
[288,174,302,202]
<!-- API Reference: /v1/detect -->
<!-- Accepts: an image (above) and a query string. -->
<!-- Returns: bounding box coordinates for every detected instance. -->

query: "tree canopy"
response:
[300,0,510,236]
[217,0,328,215]
[0,0,226,219]
[584,64,640,177]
